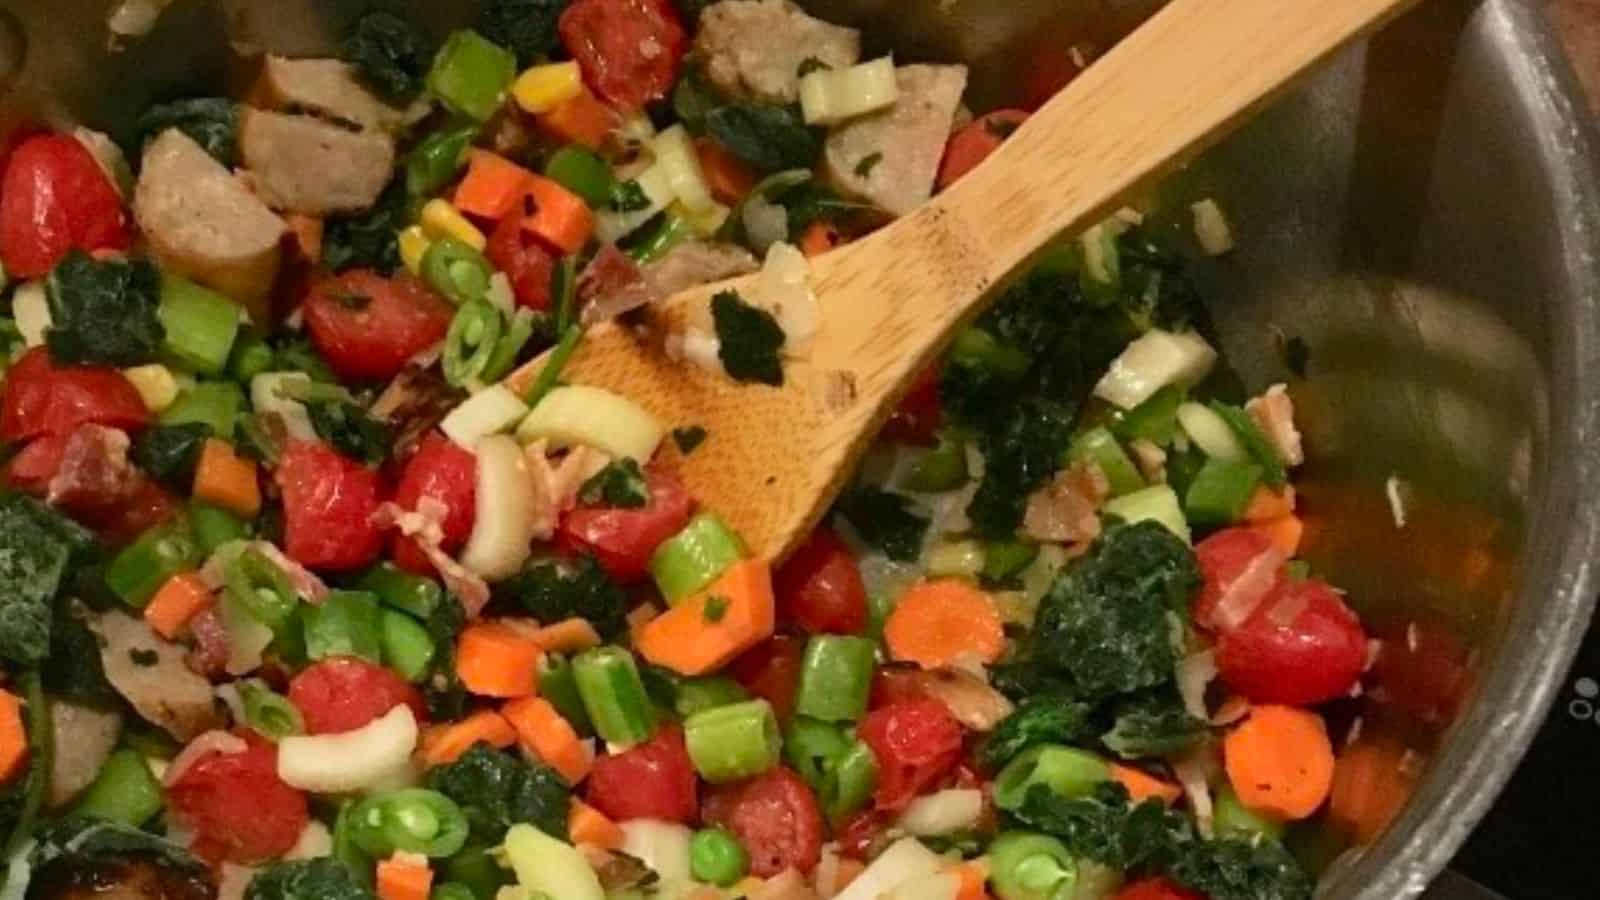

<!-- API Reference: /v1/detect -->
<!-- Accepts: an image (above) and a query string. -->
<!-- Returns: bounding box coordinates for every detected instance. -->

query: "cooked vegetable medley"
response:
[0,3,1378,900]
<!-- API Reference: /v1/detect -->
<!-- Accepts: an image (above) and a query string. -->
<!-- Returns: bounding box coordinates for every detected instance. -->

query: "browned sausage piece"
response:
[134,129,285,324]
[694,0,860,103]
[238,108,395,216]
[257,56,428,134]
[823,65,968,217]
[644,240,760,295]
[94,610,223,742]
[47,699,123,808]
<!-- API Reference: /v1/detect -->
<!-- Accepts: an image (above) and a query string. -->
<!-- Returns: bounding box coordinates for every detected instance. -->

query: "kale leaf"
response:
[1170,836,1314,900]
[325,180,407,274]
[41,609,119,708]
[837,486,928,562]
[274,335,339,384]
[0,494,74,665]
[132,423,213,491]
[711,290,786,386]
[965,397,1075,539]
[308,399,392,466]
[1029,521,1199,698]
[343,12,430,103]
[979,695,1094,772]
[247,857,373,900]
[426,744,569,843]
[497,554,629,640]
[478,0,570,67]
[704,103,821,173]
[579,458,649,508]
[134,97,238,167]
[1101,689,1208,760]
[45,252,164,367]
[422,596,469,720]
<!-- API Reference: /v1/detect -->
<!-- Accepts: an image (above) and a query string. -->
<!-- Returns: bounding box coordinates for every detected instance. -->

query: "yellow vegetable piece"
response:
[399,226,432,276]
[420,199,487,252]
[122,364,181,413]
[512,62,584,115]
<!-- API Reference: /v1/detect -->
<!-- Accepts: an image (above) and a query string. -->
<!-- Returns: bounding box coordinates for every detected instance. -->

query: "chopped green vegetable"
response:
[650,512,745,603]
[477,0,569,67]
[1213,784,1287,843]
[691,828,749,886]
[1101,690,1208,760]
[904,431,969,494]
[982,539,1040,588]
[498,554,629,640]
[224,547,299,631]
[988,831,1078,900]
[239,679,305,740]
[161,381,245,440]
[1068,427,1144,497]
[325,180,407,275]
[967,398,1075,539]
[105,520,199,610]
[158,275,240,375]
[1113,385,1184,446]
[425,743,569,843]
[794,635,875,722]
[71,749,163,826]
[343,11,430,103]
[350,788,470,858]
[704,103,821,173]
[359,563,445,620]
[673,676,748,719]
[703,596,729,623]
[247,858,376,900]
[837,486,928,562]
[443,298,504,386]
[994,745,1112,811]
[131,423,212,492]
[308,397,392,467]
[573,646,657,747]
[579,458,650,508]
[408,125,479,201]
[538,654,594,736]
[980,696,1094,772]
[303,590,384,662]
[545,145,616,209]
[45,252,164,367]
[427,30,517,122]
[1183,458,1261,527]
[134,97,237,166]
[381,608,437,681]
[425,237,495,306]
[41,611,118,708]
[1209,401,1288,488]
[684,699,782,783]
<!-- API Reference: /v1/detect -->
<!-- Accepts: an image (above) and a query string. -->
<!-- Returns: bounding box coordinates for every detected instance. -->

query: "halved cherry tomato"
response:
[0,133,130,279]
[1114,878,1206,900]
[391,432,478,575]
[276,441,386,571]
[857,697,964,812]
[2,433,68,494]
[287,656,428,735]
[166,731,308,865]
[0,348,149,442]
[729,636,805,722]
[703,767,824,877]
[883,366,942,446]
[835,809,893,861]
[937,110,1029,191]
[585,726,698,824]
[775,528,869,635]
[303,270,454,382]
[1216,578,1368,706]
[559,0,687,111]
[559,466,694,582]
[1193,527,1286,629]
[486,212,556,311]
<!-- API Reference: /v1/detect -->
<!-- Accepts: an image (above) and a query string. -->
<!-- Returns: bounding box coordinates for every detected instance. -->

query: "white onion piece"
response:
[277,705,418,793]
[833,837,943,900]
[108,0,175,38]
[1172,751,1216,838]
[885,871,960,900]
[164,731,247,787]
[12,283,50,348]
[459,435,538,581]
[1176,650,1217,720]
[896,789,984,836]
[753,242,820,356]
[1209,544,1288,630]
[285,821,333,860]
[742,193,790,255]
[619,820,693,885]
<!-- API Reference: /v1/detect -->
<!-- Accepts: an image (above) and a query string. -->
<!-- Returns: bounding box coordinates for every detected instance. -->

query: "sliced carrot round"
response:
[884,579,1005,670]
[1223,704,1335,820]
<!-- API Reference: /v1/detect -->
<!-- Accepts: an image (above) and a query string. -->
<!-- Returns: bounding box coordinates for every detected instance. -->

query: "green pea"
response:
[690,827,749,887]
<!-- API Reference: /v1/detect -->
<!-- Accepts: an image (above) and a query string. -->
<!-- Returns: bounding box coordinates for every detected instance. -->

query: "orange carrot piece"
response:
[884,579,1006,670]
[1110,762,1182,806]
[568,798,626,850]
[636,559,776,676]
[1329,737,1416,844]
[695,137,756,204]
[536,88,618,149]
[284,213,324,265]
[144,572,215,640]
[521,174,595,254]
[529,617,602,654]
[0,689,26,785]
[1252,515,1304,557]
[1243,485,1296,522]
[418,710,518,767]
[954,859,992,900]
[192,439,261,518]
[503,696,592,785]
[799,221,845,257]
[376,854,433,900]
[455,150,535,221]
[457,623,544,697]
[1223,704,1335,821]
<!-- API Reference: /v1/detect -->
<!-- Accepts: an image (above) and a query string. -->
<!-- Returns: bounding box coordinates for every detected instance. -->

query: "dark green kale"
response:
[308,399,392,466]
[0,495,73,665]
[325,180,407,274]
[1169,836,1314,900]
[704,103,821,173]
[422,597,468,720]
[479,0,571,67]
[672,425,708,454]
[0,492,97,566]
[579,459,649,508]
[30,816,213,899]
[1029,522,1199,698]
[987,661,1080,701]
[671,70,722,135]
[965,397,1075,539]
[837,487,928,562]
[44,252,164,367]
[273,335,339,384]
[134,97,238,167]
[343,12,429,103]
[1101,689,1209,760]
[132,423,213,491]
[246,857,373,900]
[425,744,569,843]
[497,554,629,640]
[979,695,1094,772]
[777,180,872,236]
[711,290,785,386]
[610,180,652,213]
[41,609,119,708]
[1,672,45,855]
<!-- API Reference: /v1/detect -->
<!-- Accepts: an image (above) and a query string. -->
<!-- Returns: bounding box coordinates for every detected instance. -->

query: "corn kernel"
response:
[399,226,432,276]
[512,61,583,115]
[420,200,488,252]
[122,364,180,413]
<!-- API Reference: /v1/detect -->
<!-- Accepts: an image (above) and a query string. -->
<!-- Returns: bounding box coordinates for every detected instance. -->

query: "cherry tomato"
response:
[559,466,694,582]
[585,726,698,824]
[2,433,68,494]
[882,366,942,446]
[1369,619,1470,725]
[486,212,556,311]
[0,133,130,279]
[869,666,927,709]
[857,697,965,811]
[835,809,893,861]
[1114,878,1206,900]
[303,270,454,382]
[1216,578,1368,706]
[559,0,687,111]
[1022,45,1089,112]
[391,432,478,575]
[0,348,149,442]
[702,767,824,877]
[729,636,805,722]
[775,528,869,634]
[276,441,386,571]
[1193,527,1286,629]
[167,731,308,865]
[937,110,1030,191]
[287,656,427,734]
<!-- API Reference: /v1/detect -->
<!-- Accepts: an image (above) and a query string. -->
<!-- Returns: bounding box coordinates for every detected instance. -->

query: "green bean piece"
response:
[351,788,471,858]
[105,520,200,609]
[426,31,516,122]
[443,298,504,387]
[72,749,163,826]
[783,717,851,791]
[358,562,444,619]
[821,740,877,825]
[573,646,657,747]
[988,831,1078,900]
[190,502,250,556]
[544,145,616,209]
[982,539,1040,587]
[408,125,479,201]
[224,547,300,630]
[690,827,749,887]
[993,745,1111,811]
[303,590,384,662]
[684,699,782,783]
[160,382,245,440]
[673,676,749,719]
[538,654,593,736]
[381,608,438,682]
[238,679,304,740]
[1113,385,1183,446]
[793,635,876,722]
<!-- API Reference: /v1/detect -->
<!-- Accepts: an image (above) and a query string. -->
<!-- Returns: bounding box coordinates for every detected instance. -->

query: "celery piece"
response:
[160,381,245,440]
[73,749,163,826]
[158,275,240,375]
[993,745,1111,811]
[1184,458,1262,526]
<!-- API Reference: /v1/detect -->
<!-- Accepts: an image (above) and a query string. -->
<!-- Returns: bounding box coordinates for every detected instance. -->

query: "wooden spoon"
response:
[509,0,1416,562]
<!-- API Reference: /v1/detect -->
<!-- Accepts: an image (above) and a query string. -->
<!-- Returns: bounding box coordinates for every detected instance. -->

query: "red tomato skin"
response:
[1114,878,1206,900]
[2,433,68,494]
[585,726,699,824]
[0,348,149,442]
[287,656,428,734]
[1369,620,1470,725]
[937,110,1030,191]
[276,441,387,571]
[1192,527,1285,628]
[559,467,694,582]
[775,528,869,635]
[303,271,454,382]
[166,731,308,865]
[882,366,942,446]
[486,212,556,311]
[391,432,478,575]
[702,767,824,877]
[1216,578,1368,706]
[857,697,965,812]
[0,134,130,279]
[559,0,687,110]
[835,809,892,860]
[729,636,805,722]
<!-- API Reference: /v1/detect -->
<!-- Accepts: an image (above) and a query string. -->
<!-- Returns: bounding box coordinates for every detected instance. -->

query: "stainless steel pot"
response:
[2,1,1596,897]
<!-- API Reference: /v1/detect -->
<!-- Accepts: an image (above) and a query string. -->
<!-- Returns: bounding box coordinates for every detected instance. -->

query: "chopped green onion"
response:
[573,646,657,747]
[71,749,163,826]
[426,30,517,122]
[522,324,582,406]
[624,213,693,264]
[684,699,782,783]
[1214,784,1287,842]
[538,654,594,737]
[358,562,444,620]
[1113,384,1183,446]
[1208,400,1288,488]
[1183,457,1262,526]
[650,512,746,604]
[334,800,374,886]
[351,788,471,858]
[424,237,495,306]
[950,327,1031,383]
[190,501,250,556]
[903,431,968,493]
[552,256,578,335]
[988,831,1078,900]
[690,828,749,887]
[239,678,304,740]
[982,539,1039,587]
[303,590,384,662]
[544,145,616,209]
[443,298,504,387]
[794,635,875,723]
[408,124,479,201]
[381,608,438,681]
[106,520,200,608]
[821,740,876,825]
[1067,427,1144,496]
[481,308,539,383]
[673,676,749,719]
[992,745,1110,812]
[160,381,245,439]
[158,275,240,375]
[224,547,300,630]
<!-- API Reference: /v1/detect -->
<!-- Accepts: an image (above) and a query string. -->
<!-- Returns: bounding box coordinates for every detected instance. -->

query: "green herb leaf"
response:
[497,554,629,640]
[477,0,570,67]
[325,180,407,275]
[703,596,730,623]
[711,290,785,386]
[134,98,238,167]
[132,423,213,491]
[704,103,821,173]
[0,494,75,666]
[579,459,649,509]
[343,12,430,103]
[610,180,652,213]
[45,252,165,367]
[837,487,928,563]
[307,398,393,467]
[672,425,708,454]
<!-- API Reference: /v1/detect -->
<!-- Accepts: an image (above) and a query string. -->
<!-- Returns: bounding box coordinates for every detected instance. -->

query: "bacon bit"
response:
[525,441,612,535]
[1207,543,1289,631]
[1022,460,1110,545]
[900,668,1014,732]
[1246,384,1304,467]
[375,499,491,617]
[164,730,248,787]
[1176,649,1217,720]
[1129,438,1167,483]
[185,606,231,680]
[46,423,137,507]
[578,244,662,326]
